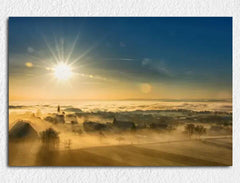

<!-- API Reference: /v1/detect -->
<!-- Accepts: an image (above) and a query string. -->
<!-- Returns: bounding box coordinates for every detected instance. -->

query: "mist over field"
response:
[9,99,232,113]
[8,17,232,166]
[8,100,232,166]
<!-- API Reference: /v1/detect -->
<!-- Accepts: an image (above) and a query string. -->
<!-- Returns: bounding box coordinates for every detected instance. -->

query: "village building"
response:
[55,105,65,123]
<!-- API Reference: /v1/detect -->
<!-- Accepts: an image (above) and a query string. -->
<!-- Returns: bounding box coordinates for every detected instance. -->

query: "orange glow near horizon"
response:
[9,75,232,101]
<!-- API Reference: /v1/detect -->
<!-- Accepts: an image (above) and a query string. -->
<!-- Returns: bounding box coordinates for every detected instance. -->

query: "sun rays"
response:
[29,35,87,83]
[53,63,72,81]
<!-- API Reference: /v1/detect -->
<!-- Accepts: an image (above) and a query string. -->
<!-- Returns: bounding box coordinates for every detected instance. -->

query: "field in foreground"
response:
[9,136,232,166]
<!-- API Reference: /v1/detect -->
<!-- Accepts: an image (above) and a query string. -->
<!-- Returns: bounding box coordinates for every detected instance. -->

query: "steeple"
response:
[57,105,60,113]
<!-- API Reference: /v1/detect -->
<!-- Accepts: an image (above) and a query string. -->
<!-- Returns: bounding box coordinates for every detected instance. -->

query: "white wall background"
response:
[0,0,239,182]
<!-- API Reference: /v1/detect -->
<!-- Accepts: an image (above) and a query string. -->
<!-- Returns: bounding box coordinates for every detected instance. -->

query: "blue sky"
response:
[9,17,232,100]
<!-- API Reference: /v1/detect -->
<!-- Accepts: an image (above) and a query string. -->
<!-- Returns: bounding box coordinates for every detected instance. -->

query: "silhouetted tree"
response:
[194,125,207,139]
[184,124,195,139]
[40,128,59,148]
[36,128,60,165]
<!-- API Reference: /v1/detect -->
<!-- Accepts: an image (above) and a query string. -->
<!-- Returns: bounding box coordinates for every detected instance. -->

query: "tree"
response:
[36,128,60,165]
[40,128,59,148]
[184,124,195,139]
[194,125,206,139]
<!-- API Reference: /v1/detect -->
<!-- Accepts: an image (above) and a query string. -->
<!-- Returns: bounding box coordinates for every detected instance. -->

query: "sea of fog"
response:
[8,100,233,154]
[9,100,232,114]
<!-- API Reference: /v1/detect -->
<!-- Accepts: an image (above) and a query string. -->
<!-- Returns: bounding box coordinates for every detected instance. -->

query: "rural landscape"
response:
[9,100,232,166]
[9,17,232,166]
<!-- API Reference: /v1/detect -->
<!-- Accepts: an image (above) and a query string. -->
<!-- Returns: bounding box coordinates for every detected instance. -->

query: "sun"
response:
[53,63,72,80]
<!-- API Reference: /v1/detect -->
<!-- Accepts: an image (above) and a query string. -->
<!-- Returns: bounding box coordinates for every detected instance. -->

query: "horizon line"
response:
[9,98,232,102]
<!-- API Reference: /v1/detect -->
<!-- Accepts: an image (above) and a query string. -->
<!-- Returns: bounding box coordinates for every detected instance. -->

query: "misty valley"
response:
[8,100,232,166]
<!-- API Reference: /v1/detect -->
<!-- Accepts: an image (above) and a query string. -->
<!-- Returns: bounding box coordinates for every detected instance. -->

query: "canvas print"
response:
[8,17,232,166]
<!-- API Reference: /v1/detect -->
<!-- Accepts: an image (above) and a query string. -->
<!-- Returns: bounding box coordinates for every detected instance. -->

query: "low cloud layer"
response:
[9,100,232,114]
